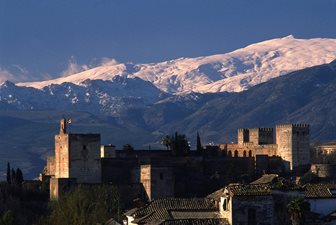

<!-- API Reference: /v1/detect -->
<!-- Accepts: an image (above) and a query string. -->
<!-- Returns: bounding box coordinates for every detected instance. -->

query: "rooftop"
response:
[126,198,228,225]
[225,184,271,197]
[155,218,229,225]
[250,174,279,185]
[304,184,336,199]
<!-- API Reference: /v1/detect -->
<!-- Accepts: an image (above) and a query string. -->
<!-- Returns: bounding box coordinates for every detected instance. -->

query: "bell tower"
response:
[60,118,67,134]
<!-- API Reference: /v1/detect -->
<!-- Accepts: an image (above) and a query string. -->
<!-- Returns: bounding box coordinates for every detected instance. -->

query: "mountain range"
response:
[1,35,336,178]
[18,35,336,94]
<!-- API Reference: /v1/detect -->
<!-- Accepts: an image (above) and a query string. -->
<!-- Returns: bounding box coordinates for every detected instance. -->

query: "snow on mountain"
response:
[1,76,167,115]
[18,35,336,94]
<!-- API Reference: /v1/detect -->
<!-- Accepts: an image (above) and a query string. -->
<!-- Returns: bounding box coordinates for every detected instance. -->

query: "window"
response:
[228,151,232,157]
[83,145,87,150]
[243,151,247,157]
[234,150,238,157]
[223,198,227,211]
[248,150,252,157]
[160,172,164,180]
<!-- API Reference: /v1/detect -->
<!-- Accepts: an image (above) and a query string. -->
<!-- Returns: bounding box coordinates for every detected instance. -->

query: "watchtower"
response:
[54,118,101,183]
[276,124,310,170]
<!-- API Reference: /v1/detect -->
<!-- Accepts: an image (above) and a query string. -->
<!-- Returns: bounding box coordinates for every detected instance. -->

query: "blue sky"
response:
[1,0,336,81]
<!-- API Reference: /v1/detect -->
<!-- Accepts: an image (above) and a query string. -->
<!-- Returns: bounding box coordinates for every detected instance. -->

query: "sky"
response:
[1,0,336,82]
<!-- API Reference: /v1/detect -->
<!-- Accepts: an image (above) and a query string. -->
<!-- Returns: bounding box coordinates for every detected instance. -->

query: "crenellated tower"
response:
[276,124,310,170]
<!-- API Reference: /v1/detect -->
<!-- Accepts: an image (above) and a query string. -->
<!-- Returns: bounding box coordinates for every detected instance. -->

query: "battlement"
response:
[238,128,249,132]
[258,128,274,132]
[276,124,309,129]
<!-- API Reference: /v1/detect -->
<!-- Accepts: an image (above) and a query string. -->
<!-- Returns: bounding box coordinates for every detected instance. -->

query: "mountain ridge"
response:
[1,60,336,178]
[16,35,336,94]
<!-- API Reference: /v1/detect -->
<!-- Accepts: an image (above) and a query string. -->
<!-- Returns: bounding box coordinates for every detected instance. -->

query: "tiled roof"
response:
[226,184,271,196]
[155,218,229,225]
[125,208,138,216]
[207,188,225,202]
[207,184,271,200]
[304,184,336,198]
[128,198,219,224]
[250,174,279,185]
[170,210,221,219]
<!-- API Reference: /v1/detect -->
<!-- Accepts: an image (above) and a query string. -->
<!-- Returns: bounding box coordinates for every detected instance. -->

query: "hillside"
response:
[1,60,336,178]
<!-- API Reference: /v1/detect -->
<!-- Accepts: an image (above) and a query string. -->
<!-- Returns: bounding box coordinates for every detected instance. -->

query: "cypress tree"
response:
[197,131,203,153]
[11,169,16,185]
[6,162,11,184]
[16,168,24,185]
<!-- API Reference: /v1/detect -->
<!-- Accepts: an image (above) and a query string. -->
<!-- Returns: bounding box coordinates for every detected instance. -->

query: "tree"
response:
[161,135,172,150]
[122,144,134,152]
[44,185,121,225]
[171,132,190,156]
[15,168,23,186]
[6,162,11,184]
[11,169,16,185]
[287,197,310,225]
[196,131,203,153]
[0,210,15,225]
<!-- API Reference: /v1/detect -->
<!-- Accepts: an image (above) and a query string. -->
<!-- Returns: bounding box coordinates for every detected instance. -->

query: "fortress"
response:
[220,124,310,170]
[43,119,311,200]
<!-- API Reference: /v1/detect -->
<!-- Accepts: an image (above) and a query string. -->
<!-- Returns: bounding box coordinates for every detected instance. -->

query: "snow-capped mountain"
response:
[18,35,336,94]
[0,76,167,115]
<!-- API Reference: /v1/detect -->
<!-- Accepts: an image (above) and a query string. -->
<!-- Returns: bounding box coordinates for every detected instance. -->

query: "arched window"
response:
[243,151,247,157]
[223,198,227,211]
[234,150,238,157]
[248,150,252,157]
[228,151,232,157]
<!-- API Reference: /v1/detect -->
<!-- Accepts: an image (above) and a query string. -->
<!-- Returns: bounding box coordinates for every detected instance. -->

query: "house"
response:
[218,184,274,225]
[304,184,336,217]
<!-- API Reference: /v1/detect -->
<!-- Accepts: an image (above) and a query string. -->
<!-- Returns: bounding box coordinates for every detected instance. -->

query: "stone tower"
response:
[54,118,101,183]
[249,128,274,145]
[276,124,310,170]
[140,164,174,201]
[238,128,249,144]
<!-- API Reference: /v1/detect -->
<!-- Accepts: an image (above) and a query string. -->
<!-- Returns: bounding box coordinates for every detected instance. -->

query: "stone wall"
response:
[46,156,55,177]
[140,165,174,201]
[68,134,101,183]
[50,178,76,200]
[101,158,139,184]
[258,128,274,145]
[100,144,116,158]
[226,143,277,158]
[231,196,274,225]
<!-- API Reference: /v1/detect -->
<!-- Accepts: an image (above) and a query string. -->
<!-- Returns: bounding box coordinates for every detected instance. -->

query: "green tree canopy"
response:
[170,132,190,156]
[0,210,15,225]
[287,197,310,225]
[44,185,121,225]
[161,135,172,150]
